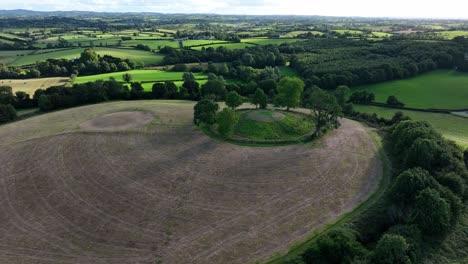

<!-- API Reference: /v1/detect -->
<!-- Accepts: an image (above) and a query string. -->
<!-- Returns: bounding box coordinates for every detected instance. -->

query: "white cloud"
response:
[2,0,468,18]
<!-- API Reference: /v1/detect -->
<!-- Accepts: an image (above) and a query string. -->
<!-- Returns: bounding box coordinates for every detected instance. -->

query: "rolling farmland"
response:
[0,101,382,263]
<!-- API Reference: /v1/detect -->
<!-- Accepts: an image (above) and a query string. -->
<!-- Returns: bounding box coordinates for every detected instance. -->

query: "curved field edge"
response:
[265,130,391,264]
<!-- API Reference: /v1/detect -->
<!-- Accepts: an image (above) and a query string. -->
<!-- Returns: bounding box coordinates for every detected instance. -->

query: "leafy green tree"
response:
[152,83,168,99]
[226,91,242,110]
[406,138,444,170]
[182,72,200,100]
[390,168,435,206]
[164,81,178,99]
[130,82,144,93]
[302,228,368,264]
[306,89,342,135]
[252,89,267,109]
[79,48,98,63]
[275,77,304,110]
[193,99,219,126]
[202,75,227,101]
[122,73,132,83]
[386,225,422,263]
[334,85,350,107]
[218,63,229,76]
[216,108,239,137]
[38,95,53,111]
[0,86,15,105]
[372,234,411,264]
[0,104,16,123]
[387,95,405,107]
[437,173,465,197]
[413,188,451,235]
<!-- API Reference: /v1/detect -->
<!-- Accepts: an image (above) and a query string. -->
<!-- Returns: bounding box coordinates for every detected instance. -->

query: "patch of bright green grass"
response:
[191,42,255,50]
[354,104,468,148]
[241,38,306,45]
[435,30,468,39]
[8,47,164,66]
[234,110,314,140]
[76,70,207,84]
[353,70,468,110]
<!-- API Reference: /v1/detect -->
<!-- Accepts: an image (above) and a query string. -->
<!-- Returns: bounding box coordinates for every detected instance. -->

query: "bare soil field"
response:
[0,100,382,264]
[0,77,70,95]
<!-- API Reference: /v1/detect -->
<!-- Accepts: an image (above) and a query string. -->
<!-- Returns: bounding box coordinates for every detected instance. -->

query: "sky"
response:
[3,0,468,19]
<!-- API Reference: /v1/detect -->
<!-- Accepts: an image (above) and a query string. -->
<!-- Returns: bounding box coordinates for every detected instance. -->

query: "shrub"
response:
[216,108,239,137]
[372,234,411,264]
[38,95,53,111]
[0,104,16,123]
[390,168,435,206]
[387,95,405,107]
[413,188,451,235]
[302,228,368,264]
[436,173,465,197]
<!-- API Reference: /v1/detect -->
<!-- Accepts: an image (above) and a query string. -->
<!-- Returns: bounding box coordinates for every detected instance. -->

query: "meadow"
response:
[354,104,468,147]
[435,30,468,39]
[241,38,306,45]
[75,69,207,84]
[5,47,164,66]
[353,70,468,110]
[191,42,255,50]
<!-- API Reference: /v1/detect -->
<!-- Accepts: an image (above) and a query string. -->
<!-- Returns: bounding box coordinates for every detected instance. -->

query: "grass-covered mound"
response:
[233,109,314,141]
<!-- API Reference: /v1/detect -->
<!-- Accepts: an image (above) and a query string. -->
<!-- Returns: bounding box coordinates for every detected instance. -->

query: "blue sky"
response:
[3,0,468,19]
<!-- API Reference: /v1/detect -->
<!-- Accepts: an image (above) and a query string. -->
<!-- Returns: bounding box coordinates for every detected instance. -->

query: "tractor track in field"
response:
[0,101,382,263]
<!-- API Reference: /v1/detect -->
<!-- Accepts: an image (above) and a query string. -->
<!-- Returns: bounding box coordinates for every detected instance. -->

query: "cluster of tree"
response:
[193,99,240,137]
[349,91,375,104]
[350,111,411,127]
[0,48,139,79]
[287,38,467,89]
[0,86,25,124]
[160,44,285,68]
[287,120,467,264]
[386,95,405,107]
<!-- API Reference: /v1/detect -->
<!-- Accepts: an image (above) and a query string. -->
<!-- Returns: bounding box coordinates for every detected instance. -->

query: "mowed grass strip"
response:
[76,70,207,84]
[7,47,164,66]
[354,104,468,147]
[353,70,468,110]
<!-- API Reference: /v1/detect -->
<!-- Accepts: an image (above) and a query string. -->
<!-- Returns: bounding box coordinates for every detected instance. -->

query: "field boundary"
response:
[265,129,392,264]
[365,102,468,113]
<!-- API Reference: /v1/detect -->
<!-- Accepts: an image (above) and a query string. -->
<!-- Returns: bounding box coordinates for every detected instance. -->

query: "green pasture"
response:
[353,70,468,110]
[5,47,164,66]
[354,104,468,147]
[75,70,207,84]
[241,38,306,45]
[435,30,468,39]
[191,42,255,50]
[333,30,364,35]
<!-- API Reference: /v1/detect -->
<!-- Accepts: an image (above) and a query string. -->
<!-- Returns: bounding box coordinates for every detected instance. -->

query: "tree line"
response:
[0,48,140,80]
